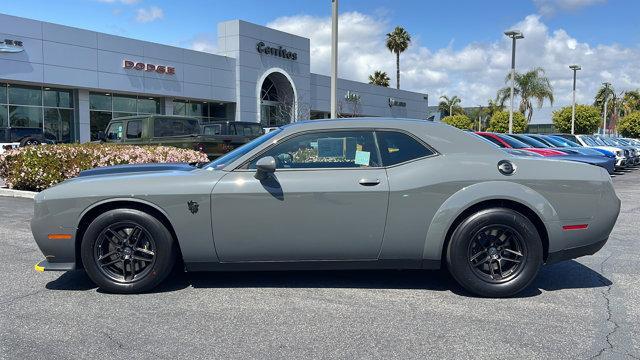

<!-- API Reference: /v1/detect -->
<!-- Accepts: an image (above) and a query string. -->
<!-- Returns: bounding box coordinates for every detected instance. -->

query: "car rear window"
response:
[153,117,199,137]
[495,134,529,149]
[375,131,434,166]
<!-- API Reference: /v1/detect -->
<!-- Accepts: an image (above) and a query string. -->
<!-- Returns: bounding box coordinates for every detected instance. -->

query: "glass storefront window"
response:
[9,106,43,128]
[44,108,73,143]
[0,84,7,104]
[173,100,235,122]
[137,97,161,114]
[0,105,7,128]
[43,88,73,108]
[90,93,112,111]
[90,111,112,141]
[8,84,42,106]
[113,94,137,113]
[187,102,204,117]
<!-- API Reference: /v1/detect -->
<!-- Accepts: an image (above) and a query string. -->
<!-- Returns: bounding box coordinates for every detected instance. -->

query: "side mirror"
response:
[254,156,276,180]
[97,131,106,141]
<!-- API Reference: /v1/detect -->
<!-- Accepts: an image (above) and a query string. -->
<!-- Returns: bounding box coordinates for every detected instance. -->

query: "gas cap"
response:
[497,160,516,176]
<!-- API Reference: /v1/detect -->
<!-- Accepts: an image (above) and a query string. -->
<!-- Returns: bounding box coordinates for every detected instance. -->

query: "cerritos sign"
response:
[256,41,297,61]
[122,60,175,75]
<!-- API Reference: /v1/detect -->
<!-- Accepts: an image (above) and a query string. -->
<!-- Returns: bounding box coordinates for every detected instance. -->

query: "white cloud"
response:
[135,6,163,23]
[268,12,640,123]
[533,0,606,16]
[190,34,217,53]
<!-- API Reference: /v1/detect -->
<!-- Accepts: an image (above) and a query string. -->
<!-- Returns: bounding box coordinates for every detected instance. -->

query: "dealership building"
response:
[0,13,429,143]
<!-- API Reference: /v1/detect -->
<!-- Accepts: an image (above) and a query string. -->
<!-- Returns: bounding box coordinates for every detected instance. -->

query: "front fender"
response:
[422,181,560,261]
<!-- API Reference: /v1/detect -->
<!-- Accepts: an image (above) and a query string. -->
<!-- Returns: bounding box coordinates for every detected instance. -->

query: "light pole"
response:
[330,0,338,118]
[504,30,524,134]
[477,105,483,131]
[569,65,581,134]
[602,82,611,136]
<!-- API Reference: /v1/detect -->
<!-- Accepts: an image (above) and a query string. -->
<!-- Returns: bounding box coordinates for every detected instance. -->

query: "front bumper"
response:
[546,237,608,265]
[34,259,76,272]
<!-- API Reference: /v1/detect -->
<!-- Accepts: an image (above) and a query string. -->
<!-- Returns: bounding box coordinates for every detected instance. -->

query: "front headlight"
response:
[616,150,622,157]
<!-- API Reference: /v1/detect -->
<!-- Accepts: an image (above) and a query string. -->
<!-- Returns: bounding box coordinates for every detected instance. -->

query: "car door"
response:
[211,129,390,262]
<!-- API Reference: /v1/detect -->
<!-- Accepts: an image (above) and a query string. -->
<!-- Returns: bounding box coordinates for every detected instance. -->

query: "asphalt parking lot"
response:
[1,172,639,359]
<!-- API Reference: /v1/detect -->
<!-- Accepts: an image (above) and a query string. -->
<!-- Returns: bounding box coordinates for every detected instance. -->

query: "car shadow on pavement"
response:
[45,259,611,297]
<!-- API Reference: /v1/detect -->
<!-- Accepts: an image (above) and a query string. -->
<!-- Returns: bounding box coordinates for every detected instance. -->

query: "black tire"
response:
[446,207,543,297]
[19,137,41,147]
[80,209,177,293]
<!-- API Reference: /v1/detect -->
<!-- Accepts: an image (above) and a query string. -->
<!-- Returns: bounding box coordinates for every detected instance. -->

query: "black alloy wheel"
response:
[467,225,526,283]
[446,207,543,297]
[93,222,157,283]
[81,208,177,293]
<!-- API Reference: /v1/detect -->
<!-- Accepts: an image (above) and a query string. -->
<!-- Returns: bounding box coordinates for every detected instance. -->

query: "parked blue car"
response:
[504,134,616,175]
[526,134,616,158]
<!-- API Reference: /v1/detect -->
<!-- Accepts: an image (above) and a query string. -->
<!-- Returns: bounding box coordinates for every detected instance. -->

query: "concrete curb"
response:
[0,188,37,199]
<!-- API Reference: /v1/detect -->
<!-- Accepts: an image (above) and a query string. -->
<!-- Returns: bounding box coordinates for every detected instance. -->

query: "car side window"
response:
[375,131,434,166]
[126,120,142,139]
[247,130,381,169]
[154,118,200,137]
[203,124,222,135]
[106,122,123,141]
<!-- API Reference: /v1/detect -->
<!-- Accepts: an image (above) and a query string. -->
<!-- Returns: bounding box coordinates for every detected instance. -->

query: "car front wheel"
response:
[446,207,543,297]
[80,208,177,293]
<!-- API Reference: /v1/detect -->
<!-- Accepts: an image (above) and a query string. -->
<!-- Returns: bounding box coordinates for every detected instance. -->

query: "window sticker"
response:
[354,150,370,166]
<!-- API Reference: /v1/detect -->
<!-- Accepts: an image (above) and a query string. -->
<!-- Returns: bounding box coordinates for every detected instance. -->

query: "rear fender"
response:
[422,181,560,261]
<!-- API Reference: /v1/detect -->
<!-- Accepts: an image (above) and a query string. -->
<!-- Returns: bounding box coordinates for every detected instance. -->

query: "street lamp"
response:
[330,0,339,118]
[569,65,581,134]
[504,30,524,134]
[602,82,611,136]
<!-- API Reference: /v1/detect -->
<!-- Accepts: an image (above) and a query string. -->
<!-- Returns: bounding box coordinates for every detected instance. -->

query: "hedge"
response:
[618,112,640,138]
[487,111,527,133]
[0,143,209,191]
[441,114,473,130]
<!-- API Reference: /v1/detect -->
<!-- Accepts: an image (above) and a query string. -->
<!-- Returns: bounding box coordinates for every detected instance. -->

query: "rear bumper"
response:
[34,259,76,272]
[546,237,608,265]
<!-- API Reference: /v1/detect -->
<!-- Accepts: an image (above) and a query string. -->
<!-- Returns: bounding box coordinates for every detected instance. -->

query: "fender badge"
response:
[498,160,516,176]
[187,201,199,214]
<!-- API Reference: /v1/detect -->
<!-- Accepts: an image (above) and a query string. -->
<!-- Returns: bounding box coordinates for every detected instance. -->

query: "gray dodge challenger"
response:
[31,118,621,297]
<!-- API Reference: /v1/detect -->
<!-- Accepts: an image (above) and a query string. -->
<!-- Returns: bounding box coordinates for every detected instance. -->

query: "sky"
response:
[3,0,640,123]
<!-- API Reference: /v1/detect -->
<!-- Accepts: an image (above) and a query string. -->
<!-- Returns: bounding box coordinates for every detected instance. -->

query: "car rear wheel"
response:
[80,209,177,293]
[446,208,543,297]
[19,137,41,147]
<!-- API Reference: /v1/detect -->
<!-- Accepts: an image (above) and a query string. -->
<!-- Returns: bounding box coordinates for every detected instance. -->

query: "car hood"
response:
[77,163,197,178]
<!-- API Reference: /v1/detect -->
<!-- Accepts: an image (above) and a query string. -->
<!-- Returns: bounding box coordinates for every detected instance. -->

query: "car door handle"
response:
[358,179,381,186]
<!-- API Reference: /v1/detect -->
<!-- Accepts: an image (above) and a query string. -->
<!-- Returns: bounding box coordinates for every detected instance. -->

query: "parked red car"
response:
[475,132,567,156]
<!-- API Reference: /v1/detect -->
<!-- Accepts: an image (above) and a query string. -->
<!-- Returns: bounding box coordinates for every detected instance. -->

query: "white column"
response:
[77,89,90,143]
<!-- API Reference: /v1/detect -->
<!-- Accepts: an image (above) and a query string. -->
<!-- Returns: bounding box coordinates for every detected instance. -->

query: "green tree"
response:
[487,111,527,133]
[385,26,411,89]
[593,84,622,125]
[441,114,473,130]
[368,70,390,87]
[497,67,554,124]
[621,90,640,116]
[551,105,601,134]
[438,95,463,116]
[486,98,504,118]
[618,112,640,138]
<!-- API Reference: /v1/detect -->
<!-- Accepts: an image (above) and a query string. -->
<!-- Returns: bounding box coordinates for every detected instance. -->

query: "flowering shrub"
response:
[0,143,209,191]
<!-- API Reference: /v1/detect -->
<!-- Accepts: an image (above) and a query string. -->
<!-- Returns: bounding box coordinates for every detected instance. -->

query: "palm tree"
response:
[385,26,411,89]
[497,67,554,124]
[486,98,504,118]
[438,95,463,117]
[368,70,390,87]
[621,90,640,116]
[593,85,622,127]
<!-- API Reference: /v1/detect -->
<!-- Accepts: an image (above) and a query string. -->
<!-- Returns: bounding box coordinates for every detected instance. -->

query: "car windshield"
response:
[206,129,282,170]
[549,135,581,147]
[599,137,618,146]
[538,135,568,147]
[584,136,604,146]
[616,138,630,146]
[511,135,550,148]
[494,134,530,149]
